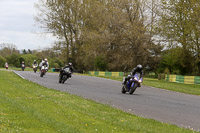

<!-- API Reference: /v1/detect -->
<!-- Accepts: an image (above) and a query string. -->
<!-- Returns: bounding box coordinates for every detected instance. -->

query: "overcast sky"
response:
[0,0,56,50]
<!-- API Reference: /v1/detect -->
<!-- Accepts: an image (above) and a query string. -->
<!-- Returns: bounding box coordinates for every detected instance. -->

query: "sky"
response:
[0,0,57,50]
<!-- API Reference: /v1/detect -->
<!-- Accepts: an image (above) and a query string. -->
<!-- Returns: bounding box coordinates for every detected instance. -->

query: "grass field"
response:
[80,74,200,96]
[0,71,197,133]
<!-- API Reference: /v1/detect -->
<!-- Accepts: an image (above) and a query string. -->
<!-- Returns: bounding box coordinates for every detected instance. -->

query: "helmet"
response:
[137,64,142,70]
[44,58,48,62]
[34,60,36,62]
[68,62,72,66]
[22,61,24,64]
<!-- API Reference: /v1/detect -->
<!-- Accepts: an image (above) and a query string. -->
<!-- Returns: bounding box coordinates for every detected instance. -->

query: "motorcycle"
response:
[33,65,37,73]
[121,73,143,94]
[40,66,48,77]
[59,67,71,84]
[5,63,8,70]
[21,64,25,71]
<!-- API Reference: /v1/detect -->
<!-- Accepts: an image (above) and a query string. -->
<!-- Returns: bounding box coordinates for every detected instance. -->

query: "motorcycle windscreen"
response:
[64,68,71,73]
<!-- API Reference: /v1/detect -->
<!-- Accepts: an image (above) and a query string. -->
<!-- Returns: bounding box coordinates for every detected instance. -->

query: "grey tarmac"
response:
[15,71,200,131]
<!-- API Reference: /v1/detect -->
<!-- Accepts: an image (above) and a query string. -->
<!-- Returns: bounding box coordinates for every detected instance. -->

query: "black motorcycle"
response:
[59,67,71,84]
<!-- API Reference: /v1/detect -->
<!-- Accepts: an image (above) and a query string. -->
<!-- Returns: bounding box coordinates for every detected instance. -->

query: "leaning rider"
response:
[59,63,74,82]
[123,64,143,87]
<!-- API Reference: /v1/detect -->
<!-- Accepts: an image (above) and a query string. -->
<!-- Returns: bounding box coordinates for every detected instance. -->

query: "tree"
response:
[0,43,19,57]
[35,0,161,71]
[159,0,200,75]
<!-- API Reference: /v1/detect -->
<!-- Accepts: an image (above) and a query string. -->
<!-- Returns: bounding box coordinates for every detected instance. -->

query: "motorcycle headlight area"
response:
[64,68,70,73]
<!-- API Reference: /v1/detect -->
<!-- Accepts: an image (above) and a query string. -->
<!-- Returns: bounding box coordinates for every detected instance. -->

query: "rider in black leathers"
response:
[123,64,143,86]
[59,63,74,83]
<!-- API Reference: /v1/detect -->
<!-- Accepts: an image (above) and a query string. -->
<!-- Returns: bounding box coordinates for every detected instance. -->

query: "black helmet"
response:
[137,64,142,70]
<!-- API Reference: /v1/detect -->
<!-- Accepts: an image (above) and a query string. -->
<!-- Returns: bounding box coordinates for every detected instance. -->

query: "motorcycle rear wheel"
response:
[121,86,126,93]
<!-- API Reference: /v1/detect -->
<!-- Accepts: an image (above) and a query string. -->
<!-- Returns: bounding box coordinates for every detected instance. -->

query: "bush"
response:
[6,54,21,67]
[0,56,6,67]
[94,56,107,71]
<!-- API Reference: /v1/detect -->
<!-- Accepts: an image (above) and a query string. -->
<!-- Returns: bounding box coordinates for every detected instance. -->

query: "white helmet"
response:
[137,64,142,70]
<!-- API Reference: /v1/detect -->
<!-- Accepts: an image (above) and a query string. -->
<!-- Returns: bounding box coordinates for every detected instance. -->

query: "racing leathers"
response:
[59,65,73,82]
[123,66,143,86]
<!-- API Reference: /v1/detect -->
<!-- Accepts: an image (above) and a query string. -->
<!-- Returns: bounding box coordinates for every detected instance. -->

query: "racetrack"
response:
[15,71,200,131]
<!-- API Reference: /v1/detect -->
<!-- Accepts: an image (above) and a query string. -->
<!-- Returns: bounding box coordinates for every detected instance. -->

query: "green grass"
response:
[143,78,200,95]
[0,71,197,133]
[80,74,200,96]
[0,67,33,71]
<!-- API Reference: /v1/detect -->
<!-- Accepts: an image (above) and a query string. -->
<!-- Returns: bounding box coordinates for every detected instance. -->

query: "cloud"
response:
[0,30,57,50]
[0,0,55,50]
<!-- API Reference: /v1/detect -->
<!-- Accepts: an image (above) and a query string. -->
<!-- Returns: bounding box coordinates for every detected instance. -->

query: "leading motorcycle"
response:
[121,73,142,94]
[59,67,72,84]
[40,66,48,77]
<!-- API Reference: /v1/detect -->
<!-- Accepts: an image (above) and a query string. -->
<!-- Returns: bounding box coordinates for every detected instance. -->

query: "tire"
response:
[62,76,67,84]
[129,83,138,94]
[59,78,62,83]
[40,72,44,77]
[121,86,126,93]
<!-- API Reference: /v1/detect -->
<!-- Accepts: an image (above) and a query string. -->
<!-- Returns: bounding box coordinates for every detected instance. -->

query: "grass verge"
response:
[0,71,197,132]
[143,78,200,95]
[79,74,200,96]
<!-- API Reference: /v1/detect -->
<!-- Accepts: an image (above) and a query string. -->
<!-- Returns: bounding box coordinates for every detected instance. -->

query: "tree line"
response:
[1,0,200,76]
[0,43,63,68]
[33,0,200,75]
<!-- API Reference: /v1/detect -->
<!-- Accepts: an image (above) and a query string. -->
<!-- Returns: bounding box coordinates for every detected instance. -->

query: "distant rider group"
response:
[19,58,73,83]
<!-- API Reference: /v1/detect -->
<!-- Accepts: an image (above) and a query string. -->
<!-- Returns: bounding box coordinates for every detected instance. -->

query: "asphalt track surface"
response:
[15,71,200,131]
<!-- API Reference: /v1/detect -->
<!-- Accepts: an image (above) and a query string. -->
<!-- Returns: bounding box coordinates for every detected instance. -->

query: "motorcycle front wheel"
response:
[62,75,68,84]
[129,83,138,94]
[40,72,44,77]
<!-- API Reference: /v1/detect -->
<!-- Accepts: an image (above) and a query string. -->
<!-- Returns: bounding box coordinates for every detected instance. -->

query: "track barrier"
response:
[165,75,200,85]
[88,71,124,77]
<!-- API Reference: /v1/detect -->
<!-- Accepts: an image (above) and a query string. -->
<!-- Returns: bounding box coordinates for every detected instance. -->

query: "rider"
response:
[21,61,25,67]
[32,60,38,67]
[39,58,49,71]
[5,62,8,69]
[123,64,143,87]
[59,62,74,82]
